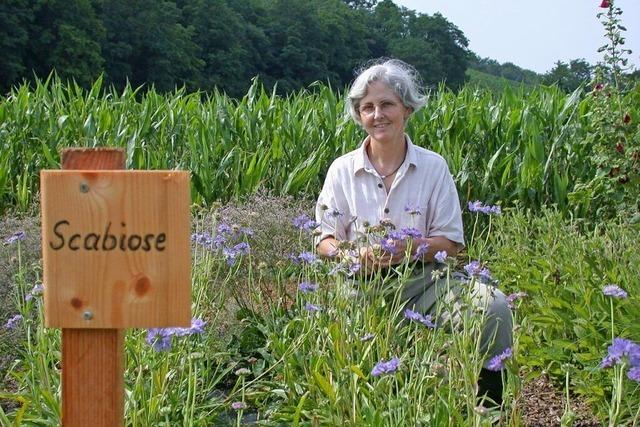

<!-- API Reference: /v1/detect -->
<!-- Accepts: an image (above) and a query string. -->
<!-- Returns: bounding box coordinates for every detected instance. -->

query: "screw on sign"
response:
[40,148,191,426]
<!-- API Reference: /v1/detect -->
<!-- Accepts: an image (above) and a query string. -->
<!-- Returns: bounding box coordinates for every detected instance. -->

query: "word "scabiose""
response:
[371,357,400,377]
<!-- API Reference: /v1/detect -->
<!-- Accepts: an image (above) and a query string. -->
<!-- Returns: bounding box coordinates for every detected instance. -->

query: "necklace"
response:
[378,161,404,179]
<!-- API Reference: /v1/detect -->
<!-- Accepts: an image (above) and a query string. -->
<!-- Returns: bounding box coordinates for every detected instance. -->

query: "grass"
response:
[1,194,638,425]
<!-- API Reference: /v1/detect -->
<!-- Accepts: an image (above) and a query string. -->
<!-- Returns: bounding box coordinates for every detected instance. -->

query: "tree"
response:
[0,0,32,92]
[543,59,593,92]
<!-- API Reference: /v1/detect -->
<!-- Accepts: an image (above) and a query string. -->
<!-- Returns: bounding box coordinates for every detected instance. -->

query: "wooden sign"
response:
[41,170,191,328]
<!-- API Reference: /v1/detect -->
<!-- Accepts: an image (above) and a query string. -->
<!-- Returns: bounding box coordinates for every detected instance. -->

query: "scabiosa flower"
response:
[191,232,213,248]
[360,333,376,342]
[404,203,422,215]
[5,314,23,329]
[600,338,640,369]
[380,238,397,254]
[434,250,448,263]
[25,283,45,302]
[464,260,493,284]
[348,261,361,275]
[628,367,640,382]
[4,231,26,245]
[305,302,322,312]
[298,281,318,293]
[146,329,173,351]
[217,223,233,235]
[603,284,627,299]
[233,242,250,256]
[485,347,512,371]
[387,230,406,241]
[413,242,429,261]
[404,309,436,328]
[400,227,422,239]
[468,201,501,215]
[235,368,251,376]
[371,357,400,377]
[297,251,318,264]
[231,401,247,411]
[506,291,528,309]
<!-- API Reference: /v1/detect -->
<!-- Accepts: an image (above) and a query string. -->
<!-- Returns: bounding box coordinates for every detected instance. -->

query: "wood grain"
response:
[58,148,124,427]
[41,170,191,328]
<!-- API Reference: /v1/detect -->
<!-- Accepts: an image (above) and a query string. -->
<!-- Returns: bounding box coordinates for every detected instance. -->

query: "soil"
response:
[519,375,600,427]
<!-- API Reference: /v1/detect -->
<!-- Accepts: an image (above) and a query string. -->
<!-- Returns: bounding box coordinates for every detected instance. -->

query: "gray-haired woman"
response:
[315,58,513,406]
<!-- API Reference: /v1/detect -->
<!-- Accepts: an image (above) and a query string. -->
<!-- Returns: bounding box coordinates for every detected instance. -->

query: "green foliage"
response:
[489,208,640,421]
[0,0,471,96]
[542,59,593,93]
[3,77,640,222]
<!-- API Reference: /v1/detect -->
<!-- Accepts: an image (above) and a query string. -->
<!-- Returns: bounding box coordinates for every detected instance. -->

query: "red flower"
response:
[616,143,625,154]
[623,113,631,124]
[600,0,610,8]
[594,83,604,91]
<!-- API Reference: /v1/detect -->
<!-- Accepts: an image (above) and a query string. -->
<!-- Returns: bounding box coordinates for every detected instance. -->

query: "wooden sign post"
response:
[40,148,191,426]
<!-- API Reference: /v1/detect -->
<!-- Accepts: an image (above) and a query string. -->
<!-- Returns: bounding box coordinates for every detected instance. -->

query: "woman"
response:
[315,59,512,406]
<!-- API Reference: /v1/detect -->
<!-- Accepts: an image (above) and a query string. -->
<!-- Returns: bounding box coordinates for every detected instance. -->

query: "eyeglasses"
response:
[358,100,401,116]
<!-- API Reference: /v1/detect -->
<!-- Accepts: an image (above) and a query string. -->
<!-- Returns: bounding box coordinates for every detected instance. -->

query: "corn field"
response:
[0,76,637,215]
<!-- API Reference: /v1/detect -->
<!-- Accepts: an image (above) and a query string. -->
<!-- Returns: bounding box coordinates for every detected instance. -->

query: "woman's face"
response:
[358,81,411,144]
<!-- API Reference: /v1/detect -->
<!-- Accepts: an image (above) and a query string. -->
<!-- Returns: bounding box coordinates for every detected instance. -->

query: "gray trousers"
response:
[396,263,513,364]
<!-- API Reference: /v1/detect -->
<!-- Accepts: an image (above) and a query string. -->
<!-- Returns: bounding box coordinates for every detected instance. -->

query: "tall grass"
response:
[2,77,633,216]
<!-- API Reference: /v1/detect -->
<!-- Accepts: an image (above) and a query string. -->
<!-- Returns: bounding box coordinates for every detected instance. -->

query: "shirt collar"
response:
[354,134,418,176]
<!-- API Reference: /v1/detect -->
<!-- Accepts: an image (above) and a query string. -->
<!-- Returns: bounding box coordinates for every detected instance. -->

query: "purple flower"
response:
[305,302,322,312]
[5,314,23,329]
[387,230,406,241]
[468,201,501,215]
[231,401,247,411]
[360,333,376,342]
[464,260,493,283]
[191,232,213,248]
[412,243,429,261]
[4,231,26,245]
[628,367,640,382]
[404,309,436,328]
[506,291,528,309]
[434,250,448,263]
[380,238,397,254]
[298,282,318,293]
[485,347,512,371]
[146,318,206,351]
[371,357,400,377]
[404,203,422,216]
[348,261,361,275]
[603,284,628,299]
[600,338,640,369]
[146,329,173,351]
[239,227,254,237]
[25,283,45,302]
[297,251,317,264]
[233,242,250,256]
[293,214,319,232]
[401,227,422,239]
[217,223,233,235]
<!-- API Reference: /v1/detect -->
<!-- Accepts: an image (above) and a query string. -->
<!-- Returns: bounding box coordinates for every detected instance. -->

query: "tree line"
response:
[0,0,471,96]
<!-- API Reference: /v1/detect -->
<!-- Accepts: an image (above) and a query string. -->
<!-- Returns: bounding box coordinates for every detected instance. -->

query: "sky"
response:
[394,0,639,74]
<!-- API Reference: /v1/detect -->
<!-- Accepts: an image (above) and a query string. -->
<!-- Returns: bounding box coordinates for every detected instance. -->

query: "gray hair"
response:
[346,58,427,124]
